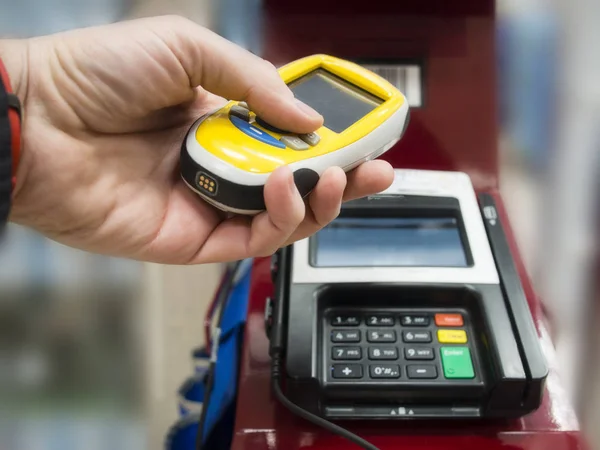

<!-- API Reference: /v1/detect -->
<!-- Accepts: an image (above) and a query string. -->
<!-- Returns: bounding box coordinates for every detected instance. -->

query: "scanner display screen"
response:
[312,217,468,267]
[288,69,383,133]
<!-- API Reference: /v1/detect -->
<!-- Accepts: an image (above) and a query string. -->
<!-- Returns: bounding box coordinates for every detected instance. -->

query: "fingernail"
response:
[294,99,322,120]
[287,169,297,194]
[278,165,296,194]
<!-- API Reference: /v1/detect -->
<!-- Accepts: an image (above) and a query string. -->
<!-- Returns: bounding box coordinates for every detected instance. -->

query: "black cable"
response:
[270,353,381,450]
[195,260,243,450]
[195,361,215,450]
[268,247,380,450]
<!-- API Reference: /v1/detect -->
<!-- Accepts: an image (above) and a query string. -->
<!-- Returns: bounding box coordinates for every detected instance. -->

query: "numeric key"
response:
[401,315,430,326]
[332,346,362,360]
[367,330,396,343]
[402,330,432,343]
[366,315,395,326]
[369,364,401,379]
[331,315,360,326]
[404,347,434,360]
[331,330,361,343]
[368,347,398,360]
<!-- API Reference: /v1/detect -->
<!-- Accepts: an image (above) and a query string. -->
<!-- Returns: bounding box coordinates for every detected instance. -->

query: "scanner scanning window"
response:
[288,69,383,133]
[312,217,468,268]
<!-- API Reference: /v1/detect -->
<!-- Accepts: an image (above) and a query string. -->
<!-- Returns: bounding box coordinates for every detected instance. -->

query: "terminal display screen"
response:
[289,69,383,133]
[311,217,468,268]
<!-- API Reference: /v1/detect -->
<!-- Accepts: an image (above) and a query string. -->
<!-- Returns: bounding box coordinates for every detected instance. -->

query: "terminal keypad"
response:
[327,309,477,383]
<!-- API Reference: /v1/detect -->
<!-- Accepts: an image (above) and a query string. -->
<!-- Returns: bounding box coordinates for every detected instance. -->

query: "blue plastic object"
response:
[192,347,210,374]
[199,261,252,449]
[178,373,207,417]
[165,414,201,450]
[230,116,286,148]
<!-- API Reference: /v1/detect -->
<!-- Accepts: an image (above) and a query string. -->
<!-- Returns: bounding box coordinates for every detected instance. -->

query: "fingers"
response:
[248,166,306,256]
[342,160,395,202]
[283,161,395,245]
[156,16,323,134]
[283,166,346,244]
[190,166,305,262]
[308,167,347,226]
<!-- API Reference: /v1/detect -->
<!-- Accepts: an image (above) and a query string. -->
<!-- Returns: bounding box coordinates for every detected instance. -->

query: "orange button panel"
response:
[435,314,464,327]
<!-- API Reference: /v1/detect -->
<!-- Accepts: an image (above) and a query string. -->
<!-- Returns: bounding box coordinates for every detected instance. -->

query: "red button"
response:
[435,314,464,327]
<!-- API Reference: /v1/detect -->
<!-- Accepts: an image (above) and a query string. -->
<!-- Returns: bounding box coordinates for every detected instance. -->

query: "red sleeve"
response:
[0,58,21,229]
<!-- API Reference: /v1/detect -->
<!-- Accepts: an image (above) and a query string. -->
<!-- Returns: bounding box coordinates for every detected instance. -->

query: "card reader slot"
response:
[325,405,482,419]
[325,383,486,402]
[474,284,528,412]
[478,194,549,413]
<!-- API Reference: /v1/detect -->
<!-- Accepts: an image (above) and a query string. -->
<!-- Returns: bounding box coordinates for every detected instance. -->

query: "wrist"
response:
[0,40,29,104]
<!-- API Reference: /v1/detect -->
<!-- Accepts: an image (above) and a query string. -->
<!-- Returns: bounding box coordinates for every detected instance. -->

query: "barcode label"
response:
[361,64,423,107]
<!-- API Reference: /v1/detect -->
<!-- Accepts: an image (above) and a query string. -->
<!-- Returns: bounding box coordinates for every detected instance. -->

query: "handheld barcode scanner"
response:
[180,54,410,215]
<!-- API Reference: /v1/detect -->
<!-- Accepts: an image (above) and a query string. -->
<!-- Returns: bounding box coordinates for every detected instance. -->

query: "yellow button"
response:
[437,329,467,344]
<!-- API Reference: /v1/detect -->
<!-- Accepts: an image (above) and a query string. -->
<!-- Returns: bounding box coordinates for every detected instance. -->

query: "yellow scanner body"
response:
[180,54,410,214]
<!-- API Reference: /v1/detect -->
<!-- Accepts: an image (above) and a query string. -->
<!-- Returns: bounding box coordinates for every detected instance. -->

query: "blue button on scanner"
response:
[230,115,286,149]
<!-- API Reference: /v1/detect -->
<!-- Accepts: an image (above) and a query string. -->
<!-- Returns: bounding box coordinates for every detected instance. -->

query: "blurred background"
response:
[0,0,599,449]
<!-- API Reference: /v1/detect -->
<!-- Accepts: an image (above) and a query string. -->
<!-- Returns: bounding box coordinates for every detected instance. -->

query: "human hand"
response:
[1,16,394,264]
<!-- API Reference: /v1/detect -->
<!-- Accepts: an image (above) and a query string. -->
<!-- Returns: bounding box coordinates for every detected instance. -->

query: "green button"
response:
[440,347,475,379]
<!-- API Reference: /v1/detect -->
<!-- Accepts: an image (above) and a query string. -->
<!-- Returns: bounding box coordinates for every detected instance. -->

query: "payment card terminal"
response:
[180,55,410,214]
[267,169,548,426]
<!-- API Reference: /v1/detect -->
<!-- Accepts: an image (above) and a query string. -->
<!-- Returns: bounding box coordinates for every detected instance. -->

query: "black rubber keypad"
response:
[324,308,479,384]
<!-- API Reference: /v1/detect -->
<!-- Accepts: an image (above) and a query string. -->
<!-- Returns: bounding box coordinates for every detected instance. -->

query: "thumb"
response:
[157,16,323,134]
